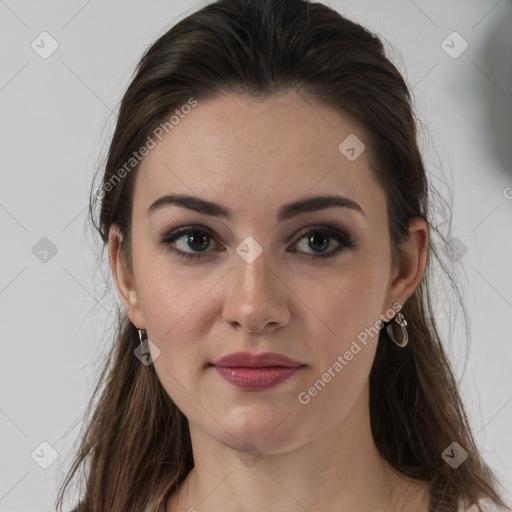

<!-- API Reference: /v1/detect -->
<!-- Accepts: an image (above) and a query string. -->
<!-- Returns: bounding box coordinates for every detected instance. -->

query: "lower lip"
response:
[213,366,303,389]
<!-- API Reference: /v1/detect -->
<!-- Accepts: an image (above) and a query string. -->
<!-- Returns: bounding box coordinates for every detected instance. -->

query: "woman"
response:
[55,0,510,511]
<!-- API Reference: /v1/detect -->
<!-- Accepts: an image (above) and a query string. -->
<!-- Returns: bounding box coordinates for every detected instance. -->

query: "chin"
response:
[213,407,309,454]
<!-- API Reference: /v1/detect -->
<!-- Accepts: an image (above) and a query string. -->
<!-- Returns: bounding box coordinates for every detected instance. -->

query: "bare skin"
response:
[109,91,430,512]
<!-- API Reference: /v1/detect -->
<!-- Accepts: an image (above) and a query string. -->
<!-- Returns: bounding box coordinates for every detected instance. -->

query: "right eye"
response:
[158,225,221,261]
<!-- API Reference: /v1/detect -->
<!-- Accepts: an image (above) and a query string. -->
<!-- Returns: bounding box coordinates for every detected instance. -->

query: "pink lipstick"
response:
[211,351,304,390]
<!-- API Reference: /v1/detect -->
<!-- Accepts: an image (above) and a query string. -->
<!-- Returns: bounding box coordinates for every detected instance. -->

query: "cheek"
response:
[135,260,221,390]
[139,272,214,420]
[313,287,381,380]
[316,257,388,351]
[139,275,210,354]
[302,252,389,403]
[296,288,381,434]
[134,242,214,343]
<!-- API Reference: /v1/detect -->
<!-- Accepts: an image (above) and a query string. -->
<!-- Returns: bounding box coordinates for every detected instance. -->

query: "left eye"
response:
[158,224,356,261]
[293,229,345,255]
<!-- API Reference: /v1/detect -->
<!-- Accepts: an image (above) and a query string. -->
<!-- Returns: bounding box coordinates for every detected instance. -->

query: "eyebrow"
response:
[147,193,365,221]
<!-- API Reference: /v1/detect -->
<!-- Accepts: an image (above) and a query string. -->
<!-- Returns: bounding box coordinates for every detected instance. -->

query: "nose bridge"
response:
[234,238,273,305]
[222,236,289,331]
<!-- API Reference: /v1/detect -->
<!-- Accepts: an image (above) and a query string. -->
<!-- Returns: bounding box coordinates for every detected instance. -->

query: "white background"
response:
[0,0,511,510]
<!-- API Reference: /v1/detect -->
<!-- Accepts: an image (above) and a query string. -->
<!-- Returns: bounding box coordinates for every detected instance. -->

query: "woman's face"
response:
[111,91,422,453]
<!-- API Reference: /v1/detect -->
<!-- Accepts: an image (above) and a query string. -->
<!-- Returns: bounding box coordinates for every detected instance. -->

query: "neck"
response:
[168,383,428,512]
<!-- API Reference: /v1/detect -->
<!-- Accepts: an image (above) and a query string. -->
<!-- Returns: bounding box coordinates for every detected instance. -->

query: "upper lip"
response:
[211,351,303,368]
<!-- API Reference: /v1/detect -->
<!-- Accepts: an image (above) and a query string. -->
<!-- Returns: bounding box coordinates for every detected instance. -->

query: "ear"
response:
[109,223,146,330]
[383,217,429,313]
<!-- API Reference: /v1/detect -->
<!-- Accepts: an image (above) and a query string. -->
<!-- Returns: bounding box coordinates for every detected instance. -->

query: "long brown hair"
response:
[55,1,509,511]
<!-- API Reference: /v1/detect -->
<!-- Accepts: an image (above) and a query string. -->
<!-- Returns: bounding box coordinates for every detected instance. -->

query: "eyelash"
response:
[158,224,357,262]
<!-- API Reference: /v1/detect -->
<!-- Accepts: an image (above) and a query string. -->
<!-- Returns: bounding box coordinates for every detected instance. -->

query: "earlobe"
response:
[108,224,146,329]
[385,217,429,310]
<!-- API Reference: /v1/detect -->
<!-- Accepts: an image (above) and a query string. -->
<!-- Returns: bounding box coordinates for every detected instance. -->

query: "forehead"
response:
[134,91,385,222]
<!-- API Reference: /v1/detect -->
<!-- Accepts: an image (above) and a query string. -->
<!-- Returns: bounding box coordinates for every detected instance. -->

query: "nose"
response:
[222,245,290,333]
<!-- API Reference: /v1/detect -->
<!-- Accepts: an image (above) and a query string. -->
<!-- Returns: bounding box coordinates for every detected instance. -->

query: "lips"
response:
[211,351,303,368]
[210,351,305,390]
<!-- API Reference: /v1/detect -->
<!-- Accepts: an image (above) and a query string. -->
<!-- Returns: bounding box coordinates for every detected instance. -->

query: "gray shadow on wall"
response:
[472,0,512,178]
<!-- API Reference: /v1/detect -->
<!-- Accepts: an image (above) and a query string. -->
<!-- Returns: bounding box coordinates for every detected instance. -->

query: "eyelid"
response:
[157,224,222,257]
[158,223,356,259]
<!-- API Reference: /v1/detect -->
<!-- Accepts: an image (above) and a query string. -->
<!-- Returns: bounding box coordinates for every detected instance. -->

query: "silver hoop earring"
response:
[386,312,408,348]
